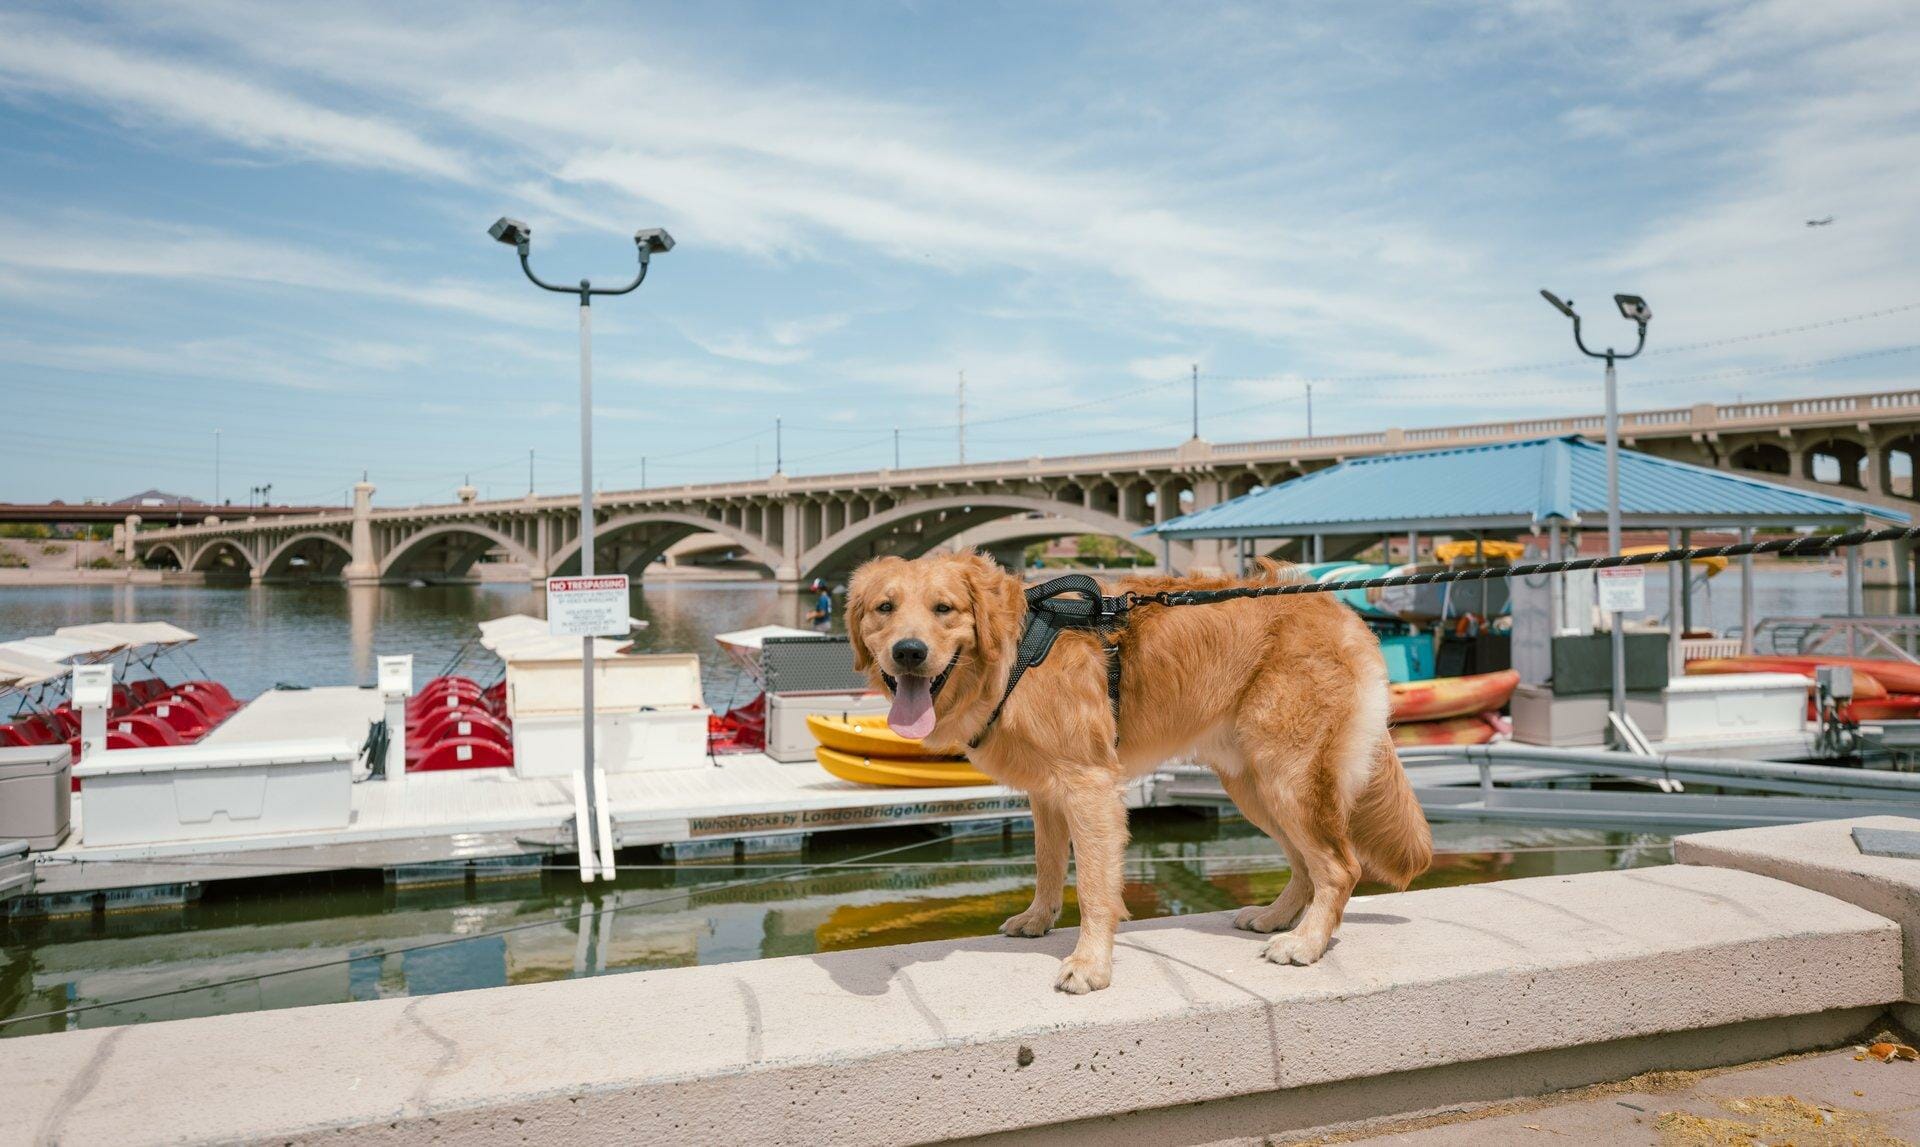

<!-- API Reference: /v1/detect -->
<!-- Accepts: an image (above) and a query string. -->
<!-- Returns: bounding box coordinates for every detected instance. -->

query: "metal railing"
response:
[1755,615,1920,662]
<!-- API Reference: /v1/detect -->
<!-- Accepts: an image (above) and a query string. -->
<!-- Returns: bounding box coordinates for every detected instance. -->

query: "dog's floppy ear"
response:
[845,558,892,673]
[959,552,1025,662]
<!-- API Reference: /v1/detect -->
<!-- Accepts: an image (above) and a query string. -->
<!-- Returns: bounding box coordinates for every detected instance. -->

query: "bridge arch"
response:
[799,493,1188,583]
[1804,436,1868,489]
[140,541,186,570]
[547,511,782,579]
[260,531,354,579]
[189,539,254,575]
[1881,434,1920,502]
[1730,441,1791,476]
[379,522,534,581]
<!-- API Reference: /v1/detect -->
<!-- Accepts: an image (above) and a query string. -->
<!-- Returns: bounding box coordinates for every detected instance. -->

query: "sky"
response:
[1,0,1917,506]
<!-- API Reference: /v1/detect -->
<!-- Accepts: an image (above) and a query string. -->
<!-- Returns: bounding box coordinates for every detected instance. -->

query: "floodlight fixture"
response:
[1614,293,1651,325]
[634,228,675,254]
[1539,289,1577,319]
[489,217,531,247]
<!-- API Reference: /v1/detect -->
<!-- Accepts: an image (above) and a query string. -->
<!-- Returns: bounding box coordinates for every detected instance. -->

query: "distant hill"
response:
[112,490,200,507]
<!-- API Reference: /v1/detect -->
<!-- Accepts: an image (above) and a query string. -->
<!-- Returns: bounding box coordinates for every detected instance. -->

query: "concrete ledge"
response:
[0,863,1902,1145]
[1677,814,1920,1002]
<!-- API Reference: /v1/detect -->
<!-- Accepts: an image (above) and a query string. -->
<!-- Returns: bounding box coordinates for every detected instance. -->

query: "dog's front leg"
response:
[1055,777,1130,994]
[1001,791,1066,937]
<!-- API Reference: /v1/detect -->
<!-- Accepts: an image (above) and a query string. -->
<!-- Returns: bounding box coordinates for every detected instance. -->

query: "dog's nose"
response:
[891,638,929,670]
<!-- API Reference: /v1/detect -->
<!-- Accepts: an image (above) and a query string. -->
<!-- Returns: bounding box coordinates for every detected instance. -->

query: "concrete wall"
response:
[1,820,1914,1145]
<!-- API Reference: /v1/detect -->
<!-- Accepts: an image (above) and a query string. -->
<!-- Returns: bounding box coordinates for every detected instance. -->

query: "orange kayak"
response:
[1392,713,1500,747]
[1840,695,1920,721]
[1687,658,1889,700]
[1389,670,1520,723]
[1687,655,1920,695]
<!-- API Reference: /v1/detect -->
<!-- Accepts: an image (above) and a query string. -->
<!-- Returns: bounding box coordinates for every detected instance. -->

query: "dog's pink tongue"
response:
[888,675,937,739]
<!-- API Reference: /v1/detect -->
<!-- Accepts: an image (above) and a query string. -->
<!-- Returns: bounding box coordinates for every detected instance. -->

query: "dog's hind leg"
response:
[1001,791,1067,938]
[1216,768,1312,934]
[1253,770,1360,966]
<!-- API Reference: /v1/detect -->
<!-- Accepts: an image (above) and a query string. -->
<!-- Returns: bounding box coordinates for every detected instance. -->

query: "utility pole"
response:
[957,370,967,464]
[1305,384,1313,438]
[213,428,221,506]
[894,427,901,469]
[776,417,784,474]
[1191,363,1200,439]
[528,449,534,497]
[641,456,647,489]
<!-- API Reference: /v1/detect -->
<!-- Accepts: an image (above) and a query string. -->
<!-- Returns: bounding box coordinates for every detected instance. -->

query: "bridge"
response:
[127,387,1920,587]
[2,501,333,526]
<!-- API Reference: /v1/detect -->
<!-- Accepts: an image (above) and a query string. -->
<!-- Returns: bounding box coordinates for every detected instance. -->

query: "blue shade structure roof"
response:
[1150,436,1905,539]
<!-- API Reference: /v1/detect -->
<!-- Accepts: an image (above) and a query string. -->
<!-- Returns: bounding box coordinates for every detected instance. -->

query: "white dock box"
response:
[73,739,357,847]
[765,690,890,763]
[507,653,711,776]
[1662,672,1809,741]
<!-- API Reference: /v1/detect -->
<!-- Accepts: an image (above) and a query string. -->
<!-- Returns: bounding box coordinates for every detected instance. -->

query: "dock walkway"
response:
[27,688,1150,906]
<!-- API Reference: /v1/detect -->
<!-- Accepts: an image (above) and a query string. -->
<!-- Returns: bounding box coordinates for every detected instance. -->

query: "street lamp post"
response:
[1540,289,1652,735]
[491,216,673,878]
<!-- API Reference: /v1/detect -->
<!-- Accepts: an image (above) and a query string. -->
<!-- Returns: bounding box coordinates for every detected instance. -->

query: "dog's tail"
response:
[1350,739,1432,889]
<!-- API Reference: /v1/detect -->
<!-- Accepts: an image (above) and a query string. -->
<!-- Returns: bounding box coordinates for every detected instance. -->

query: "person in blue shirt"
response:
[807,579,832,626]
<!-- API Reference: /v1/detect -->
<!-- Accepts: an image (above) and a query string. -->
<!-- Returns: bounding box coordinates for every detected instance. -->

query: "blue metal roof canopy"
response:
[1151,436,1906,540]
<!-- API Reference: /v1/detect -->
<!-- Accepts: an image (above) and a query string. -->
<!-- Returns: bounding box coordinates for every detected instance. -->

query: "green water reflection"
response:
[0,816,1672,1040]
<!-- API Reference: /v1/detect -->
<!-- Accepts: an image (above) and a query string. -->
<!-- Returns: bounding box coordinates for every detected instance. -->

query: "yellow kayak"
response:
[807,712,945,758]
[814,746,993,788]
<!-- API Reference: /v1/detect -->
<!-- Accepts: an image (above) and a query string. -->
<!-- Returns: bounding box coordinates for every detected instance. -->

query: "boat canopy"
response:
[54,622,197,651]
[476,614,633,661]
[715,625,823,681]
[1150,435,1907,539]
[0,650,66,690]
[0,635,119,665]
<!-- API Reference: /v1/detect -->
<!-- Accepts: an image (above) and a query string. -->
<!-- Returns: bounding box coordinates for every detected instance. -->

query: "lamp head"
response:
[1539,289,1577,319]
[1614,293,1651,325]
[489,217,531,247]
[634,228,675,254]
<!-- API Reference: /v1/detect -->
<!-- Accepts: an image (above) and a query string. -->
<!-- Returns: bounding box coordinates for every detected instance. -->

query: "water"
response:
[0,567,1887,1039]
[0,818,1675,1040]
[0,579,840,709]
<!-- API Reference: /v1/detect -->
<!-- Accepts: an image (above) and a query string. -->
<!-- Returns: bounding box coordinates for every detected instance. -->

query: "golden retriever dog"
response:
[846,552,1431,994]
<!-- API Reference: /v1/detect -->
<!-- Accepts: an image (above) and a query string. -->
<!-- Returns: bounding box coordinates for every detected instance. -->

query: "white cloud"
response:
[0,212,546,327]
[0,11,468,180]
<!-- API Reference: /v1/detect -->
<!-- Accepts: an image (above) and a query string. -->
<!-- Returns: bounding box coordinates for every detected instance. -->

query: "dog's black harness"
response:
[970,574,1131,750]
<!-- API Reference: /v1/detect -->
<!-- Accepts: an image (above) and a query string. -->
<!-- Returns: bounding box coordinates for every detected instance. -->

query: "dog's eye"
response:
[934,603,954,615]
[875,602,895,614]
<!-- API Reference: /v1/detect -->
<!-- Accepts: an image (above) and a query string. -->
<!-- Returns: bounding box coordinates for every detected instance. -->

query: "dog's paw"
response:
[1262,933,1329,967]
[1053,952,1112,994]
[1232,904,1298,933]
[1000,904,1059,938]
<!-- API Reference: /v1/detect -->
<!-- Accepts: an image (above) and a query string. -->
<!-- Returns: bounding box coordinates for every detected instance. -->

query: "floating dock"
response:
[16,687,1151,914]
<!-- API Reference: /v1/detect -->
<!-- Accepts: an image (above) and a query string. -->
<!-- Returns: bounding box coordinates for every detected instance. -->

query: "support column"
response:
[120,515,140,563]
[1668,527,1686,683]
[1740,525,1755,655]
[1185,478,1225,575]
[531,515,552,583]
[775,498,802,589]
[343,481,379,584]
[1845,544,1864,656]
